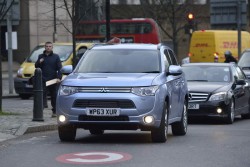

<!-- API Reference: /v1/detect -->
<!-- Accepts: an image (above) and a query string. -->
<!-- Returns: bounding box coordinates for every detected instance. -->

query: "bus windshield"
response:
[75,18,161,44]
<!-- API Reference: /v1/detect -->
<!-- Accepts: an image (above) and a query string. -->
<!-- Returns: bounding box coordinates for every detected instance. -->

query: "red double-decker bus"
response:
[75,18,161,44]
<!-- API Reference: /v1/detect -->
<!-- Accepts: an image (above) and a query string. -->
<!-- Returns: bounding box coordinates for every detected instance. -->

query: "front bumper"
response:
[14,77,33,95]
[56,92,165,131]
[188,100,230,118]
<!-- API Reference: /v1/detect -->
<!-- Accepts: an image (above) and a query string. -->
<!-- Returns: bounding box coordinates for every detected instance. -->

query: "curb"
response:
[15,124,58,136]
[2,95,19,99]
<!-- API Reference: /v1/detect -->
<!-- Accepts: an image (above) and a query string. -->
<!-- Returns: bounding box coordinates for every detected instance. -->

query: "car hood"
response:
[187,82,230,93]
[62,73,160,87]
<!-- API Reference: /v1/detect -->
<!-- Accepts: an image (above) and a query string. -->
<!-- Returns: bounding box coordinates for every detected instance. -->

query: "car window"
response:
[27,45,73,62]
[235,66,245,80]
[183,66,231,82]
[163,49,171,69]
[77,49,160,73]
[231,66,239,81]
[168,49,178,65]
[238,51,250,67]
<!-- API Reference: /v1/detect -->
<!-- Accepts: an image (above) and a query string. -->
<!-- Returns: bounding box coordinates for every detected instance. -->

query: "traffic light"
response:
[185,12,195,34]
[187,13,194,21]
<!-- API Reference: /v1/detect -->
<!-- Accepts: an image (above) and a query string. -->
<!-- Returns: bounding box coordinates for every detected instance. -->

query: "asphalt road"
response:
[0,117,250,167]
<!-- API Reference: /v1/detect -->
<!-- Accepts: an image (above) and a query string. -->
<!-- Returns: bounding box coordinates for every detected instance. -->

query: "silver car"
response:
[56,43,188,143]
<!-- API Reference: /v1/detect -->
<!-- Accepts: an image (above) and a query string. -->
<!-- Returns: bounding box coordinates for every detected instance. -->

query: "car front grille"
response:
[78,115,129,121]
[188,92,209,102]
[73,99,136,108]
[77,87,131,93]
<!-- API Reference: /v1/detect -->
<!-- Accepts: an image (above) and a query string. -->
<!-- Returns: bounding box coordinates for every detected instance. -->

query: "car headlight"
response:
[209,92,227,101]
[16,68,23,78]
[59,86,78,96]
[132,86,159,96]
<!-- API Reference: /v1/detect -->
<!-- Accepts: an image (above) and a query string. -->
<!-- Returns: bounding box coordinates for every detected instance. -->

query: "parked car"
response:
[14,42,94,99]
[238,49,250,79]
[182,63,250,124]
[57,43,189,143]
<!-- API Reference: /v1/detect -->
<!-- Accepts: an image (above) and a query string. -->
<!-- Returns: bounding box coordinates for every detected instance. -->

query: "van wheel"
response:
[89,129,104,135]
[19,94,31,99]
[151,102,168,143]
[172,100,188,136]
[58,125,76,142]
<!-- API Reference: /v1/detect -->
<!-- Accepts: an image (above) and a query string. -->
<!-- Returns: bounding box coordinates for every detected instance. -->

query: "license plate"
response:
[188,103,199,109]
[25,84,33,88]
[86,108,120,116]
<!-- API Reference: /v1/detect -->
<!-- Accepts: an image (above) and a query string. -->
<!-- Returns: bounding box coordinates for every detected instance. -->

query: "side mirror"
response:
[167,65,183,76]
[61,65,73,75]
[236,79,246,85]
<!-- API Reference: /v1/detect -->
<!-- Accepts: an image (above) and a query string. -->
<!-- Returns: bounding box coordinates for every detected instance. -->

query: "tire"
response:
[89,129,104,135]
[151,102,168,143]
[19,94,31,99]
[172,100,188,136]
[58,125,76,142]
[224,100,235,124]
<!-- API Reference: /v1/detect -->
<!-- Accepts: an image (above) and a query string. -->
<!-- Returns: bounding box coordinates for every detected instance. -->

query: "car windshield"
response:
[76,49,160,73]
[182,65,231,82]
[26,45,73,62]
[238,51,250,67]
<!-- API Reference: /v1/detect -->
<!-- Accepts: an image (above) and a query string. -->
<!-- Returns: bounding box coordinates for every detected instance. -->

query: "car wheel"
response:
[171,100,188,136]
[58,125,76,142]
[151,102,168,143]
[89,129,104,135]
[19,94,31,99]
[225,100,235,124]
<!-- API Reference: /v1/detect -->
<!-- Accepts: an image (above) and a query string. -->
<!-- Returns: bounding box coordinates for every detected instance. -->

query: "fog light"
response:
[217,108,222,114]
[58,115,66,123]
[144,116,154,124]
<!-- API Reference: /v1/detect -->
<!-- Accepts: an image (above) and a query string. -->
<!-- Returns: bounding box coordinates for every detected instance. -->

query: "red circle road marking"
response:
[56,151,132,165]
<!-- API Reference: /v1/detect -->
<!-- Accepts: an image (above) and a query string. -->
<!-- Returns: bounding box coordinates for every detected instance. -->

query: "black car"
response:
[182,63,250,124]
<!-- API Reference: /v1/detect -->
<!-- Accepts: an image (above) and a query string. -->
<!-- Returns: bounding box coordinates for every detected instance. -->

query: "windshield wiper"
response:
[142,71,160,73]
[187,80,208,82]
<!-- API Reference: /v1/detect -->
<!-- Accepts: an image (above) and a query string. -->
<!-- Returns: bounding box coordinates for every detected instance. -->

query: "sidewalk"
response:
[0,61,58,143]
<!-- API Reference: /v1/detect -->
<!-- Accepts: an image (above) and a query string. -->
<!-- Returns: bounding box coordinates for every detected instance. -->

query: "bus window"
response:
[75,18,161,44]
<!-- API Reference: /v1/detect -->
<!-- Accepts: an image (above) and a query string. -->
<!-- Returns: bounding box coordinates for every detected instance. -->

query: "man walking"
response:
[35,41,62,117]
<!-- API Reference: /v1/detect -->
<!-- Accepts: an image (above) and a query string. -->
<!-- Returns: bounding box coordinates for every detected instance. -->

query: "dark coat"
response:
[224,55,238,63]
[35,51,62,82]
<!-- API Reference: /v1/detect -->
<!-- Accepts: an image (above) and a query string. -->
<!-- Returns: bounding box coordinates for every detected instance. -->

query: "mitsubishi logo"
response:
[99,88,108,93]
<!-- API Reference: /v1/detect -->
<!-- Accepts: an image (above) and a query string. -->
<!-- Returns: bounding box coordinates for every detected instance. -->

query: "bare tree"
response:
[0,0,15,112]
[57,0,101,68]
[139,0,194,56]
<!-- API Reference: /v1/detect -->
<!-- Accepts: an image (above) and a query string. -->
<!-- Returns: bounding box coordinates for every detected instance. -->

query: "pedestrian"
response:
[35,41,62,117]
[224,50,238,63]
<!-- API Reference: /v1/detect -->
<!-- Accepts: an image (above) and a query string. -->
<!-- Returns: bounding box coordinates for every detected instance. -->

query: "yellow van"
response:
[189,30,250,63]
[14,42,94,99]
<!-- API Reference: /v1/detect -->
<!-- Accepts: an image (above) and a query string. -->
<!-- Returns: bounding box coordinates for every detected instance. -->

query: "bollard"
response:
[32,68,44,121]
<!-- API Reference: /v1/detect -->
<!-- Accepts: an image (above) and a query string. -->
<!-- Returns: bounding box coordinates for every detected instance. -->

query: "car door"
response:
[168,49,186,117]
[164,49,181,119]
[232,66,250,113]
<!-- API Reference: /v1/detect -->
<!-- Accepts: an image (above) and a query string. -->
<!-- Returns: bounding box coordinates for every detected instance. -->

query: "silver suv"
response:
[57,43,188,143]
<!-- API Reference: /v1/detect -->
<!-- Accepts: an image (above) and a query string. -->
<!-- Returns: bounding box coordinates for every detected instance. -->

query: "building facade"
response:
[0,0,248,63]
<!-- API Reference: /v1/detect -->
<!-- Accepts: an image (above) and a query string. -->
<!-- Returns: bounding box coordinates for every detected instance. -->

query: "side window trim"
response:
[168,49,178,65]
